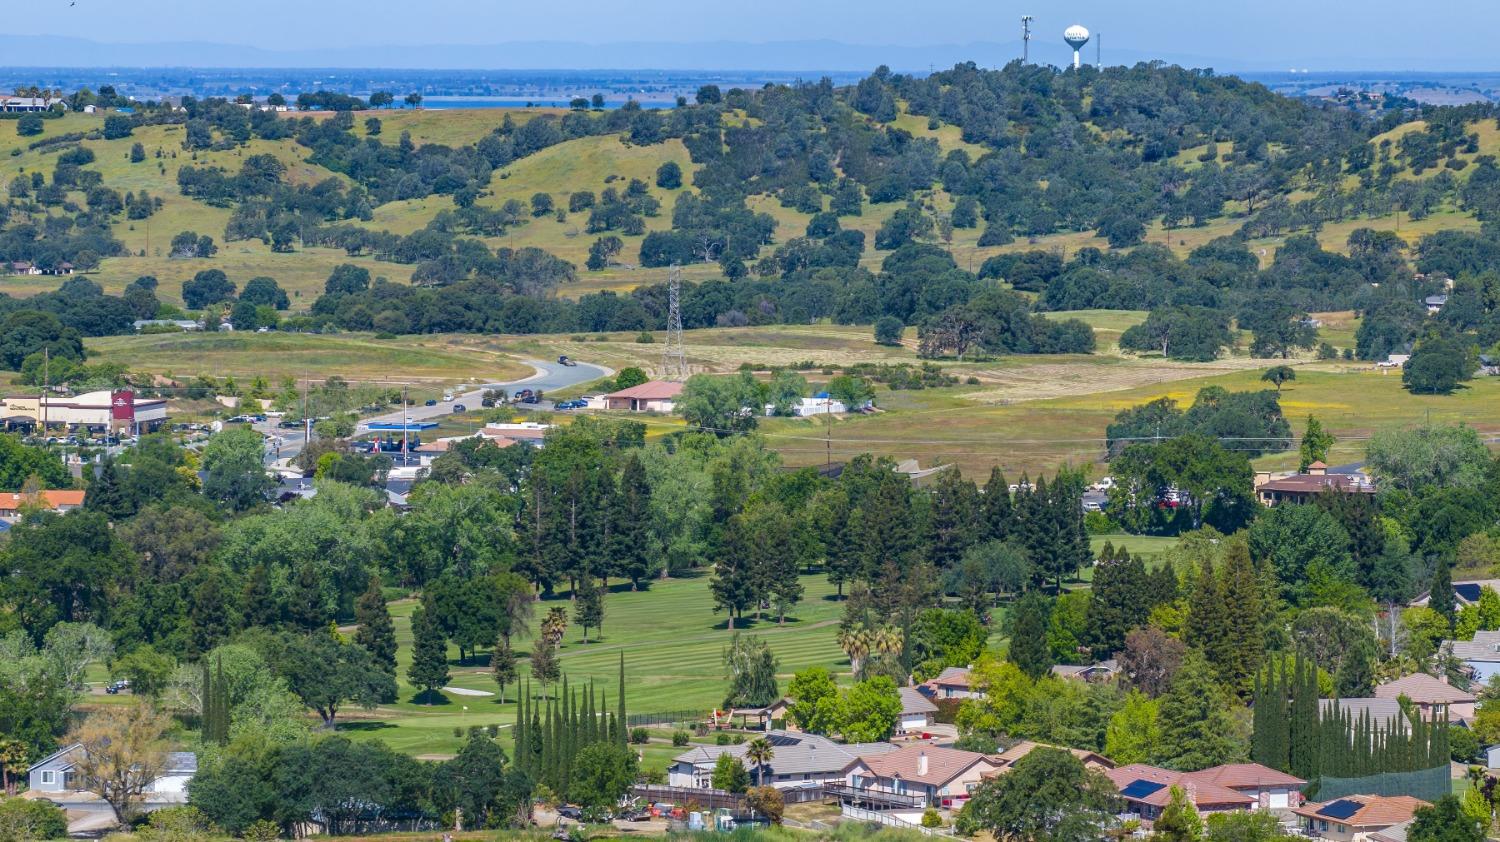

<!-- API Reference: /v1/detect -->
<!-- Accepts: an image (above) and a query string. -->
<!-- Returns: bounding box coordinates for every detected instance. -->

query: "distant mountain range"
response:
[0,34,1262,72]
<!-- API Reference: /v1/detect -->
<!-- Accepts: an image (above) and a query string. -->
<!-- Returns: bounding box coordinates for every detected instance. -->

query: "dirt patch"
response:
[964,357,1274,403]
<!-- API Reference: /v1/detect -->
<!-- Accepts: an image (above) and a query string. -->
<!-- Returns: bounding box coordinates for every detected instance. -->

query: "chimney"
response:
[917,750,928,777]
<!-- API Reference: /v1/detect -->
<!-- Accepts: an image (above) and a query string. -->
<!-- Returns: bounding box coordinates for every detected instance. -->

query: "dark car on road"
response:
[424,399,437,406]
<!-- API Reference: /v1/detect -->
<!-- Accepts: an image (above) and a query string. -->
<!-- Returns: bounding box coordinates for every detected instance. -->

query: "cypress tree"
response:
[1432,557,1456,631]
[515,684,528,776]
[617,651,628,748]
[86,456,129,519]
[1290,653,1320,779]
[199,659,212,742]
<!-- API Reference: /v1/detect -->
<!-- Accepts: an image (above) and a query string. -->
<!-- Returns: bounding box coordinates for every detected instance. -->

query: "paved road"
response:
[258,359,610,466]
[359,358,611,430]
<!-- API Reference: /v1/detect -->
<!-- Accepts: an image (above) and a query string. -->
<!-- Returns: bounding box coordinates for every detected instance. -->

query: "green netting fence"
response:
[1312,764,1452,802]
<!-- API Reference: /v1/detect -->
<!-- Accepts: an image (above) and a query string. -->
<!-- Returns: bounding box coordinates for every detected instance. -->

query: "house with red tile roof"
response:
[1292,795,1429,842]
[0,489,85,522]
[1104,762,1308,824]
[603,381,683,412]
[840,744,1000,809]
[1105,764,1256,823]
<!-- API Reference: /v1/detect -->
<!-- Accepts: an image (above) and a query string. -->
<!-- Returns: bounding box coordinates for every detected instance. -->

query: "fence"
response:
[842,805,954,837]
[1313,764,1451,802]
[627,709,703,727]
[633,784,744,811]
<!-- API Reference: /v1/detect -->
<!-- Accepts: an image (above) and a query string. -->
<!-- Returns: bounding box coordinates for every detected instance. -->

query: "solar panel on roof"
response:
[1318,800,1363,820]
[1456,584,1483,602]
[1120,779,1167,799]
[768,734,802,747]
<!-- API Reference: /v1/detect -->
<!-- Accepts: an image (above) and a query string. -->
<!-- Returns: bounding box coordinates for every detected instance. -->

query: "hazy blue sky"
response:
[15,0,1500,69]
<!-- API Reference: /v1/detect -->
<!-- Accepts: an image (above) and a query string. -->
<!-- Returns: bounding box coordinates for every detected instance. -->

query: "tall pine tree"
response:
[408,600,449,702]
[354,576,398,676]
[981,467,1014,542]
[1008,592,1054,679]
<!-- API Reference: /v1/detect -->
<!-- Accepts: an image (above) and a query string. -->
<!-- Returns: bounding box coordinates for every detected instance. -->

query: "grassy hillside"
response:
[2,97,1491,310]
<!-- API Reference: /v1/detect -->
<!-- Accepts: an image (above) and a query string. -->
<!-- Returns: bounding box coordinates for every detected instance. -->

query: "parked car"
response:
[452,403,466,412]
[554,399,586,410]
[424,399,437,406]
[105,679,131,694]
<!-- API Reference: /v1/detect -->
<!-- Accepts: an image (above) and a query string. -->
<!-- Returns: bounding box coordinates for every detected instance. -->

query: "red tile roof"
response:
[0,489,85,511]
[846,745,995,787]
[1104,764,1257,809]
[606,381,684,400]
[1294,795,1429,828]
[1187,763,1306,790]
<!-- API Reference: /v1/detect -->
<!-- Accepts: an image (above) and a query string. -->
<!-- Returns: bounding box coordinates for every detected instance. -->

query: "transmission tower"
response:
[661,264,687,380]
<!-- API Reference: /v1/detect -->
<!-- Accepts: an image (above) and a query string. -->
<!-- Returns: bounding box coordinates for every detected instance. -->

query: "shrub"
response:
[672,731,690,747]
[873,316,904,346]
[715,733,731,745]
[630,727,649,744]
[636,331,655,344]
[0,797,68,839]
[921,809,943,828]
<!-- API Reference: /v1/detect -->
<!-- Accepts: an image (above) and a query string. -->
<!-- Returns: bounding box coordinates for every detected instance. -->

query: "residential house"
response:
[840,744,1000,809]
[0,489,85,523]
[988,740,1114,773]
[1318,698,1406,731]
[602,380,683,412]
[9,261,40,275]
[28,744,197,799]
[1375,674,1476,723]
[0,96,64,112]
[765,393,848,417]
[1424,295,1449,314]
[1292,795,1429,842]
[918,666,980,700]
[479,422,551,446]
[896,687,937,735]
[1411,579,1500,610]
[1254,463,1375,506]
[1050,659,1119,682]
[667,730,897,790]
[1444,630,1500,684]
[1104,764,1256,823]
[1482,745,1500,769]
[1186,763,1308,809]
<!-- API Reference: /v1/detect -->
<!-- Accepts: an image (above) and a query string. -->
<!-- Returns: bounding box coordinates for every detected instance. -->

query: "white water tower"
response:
[1064,24,1090,70]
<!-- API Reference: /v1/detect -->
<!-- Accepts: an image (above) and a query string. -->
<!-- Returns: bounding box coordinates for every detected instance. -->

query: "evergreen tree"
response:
[354,576,397,675]
[515,684,529,776]
[1008,592,1054,679]
[1299,415,1336,472]
[1184,558,1223,653]
[1145,561,1180,608]
[981,467,1014,542]
[288,562,327,632]
[1088,547,1150,656]
[574,577,604,642]
[617,651,628,749]
[531,633,561,694]
[407,601,450,701]
[1213,541,1265,698]
[1154,786,1204,842]
[927,468,979,571]
[86,456,130,519]
[491,637,518,702]
[1290,654,1320,779]
[1153,655,1246,770]
[241,563,278,628]
[711,512,759,628]
[609,453,658,588]
[1432,557,1456,631]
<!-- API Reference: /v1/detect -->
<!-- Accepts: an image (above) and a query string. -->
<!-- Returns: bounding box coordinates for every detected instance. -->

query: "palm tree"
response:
[837,623,871,676]
[745,737,774,787]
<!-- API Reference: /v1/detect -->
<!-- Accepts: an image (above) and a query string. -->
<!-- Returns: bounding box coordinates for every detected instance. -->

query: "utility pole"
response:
[825,398,832,469]
[301,377,310,460]
[402,384,409,464]
[1021,16,1033,63]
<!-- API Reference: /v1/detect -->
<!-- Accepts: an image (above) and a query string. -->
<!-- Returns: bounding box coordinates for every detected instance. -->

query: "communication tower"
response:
[661,264,687,380]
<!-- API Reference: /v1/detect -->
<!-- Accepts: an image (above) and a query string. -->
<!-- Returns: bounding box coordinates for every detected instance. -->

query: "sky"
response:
[10,0,1500,70]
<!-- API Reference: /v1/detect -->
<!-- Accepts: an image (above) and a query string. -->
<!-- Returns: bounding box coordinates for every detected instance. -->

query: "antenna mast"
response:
[1021,16,1033,62]
[661,264,687,381]
[1097,32,1102,67]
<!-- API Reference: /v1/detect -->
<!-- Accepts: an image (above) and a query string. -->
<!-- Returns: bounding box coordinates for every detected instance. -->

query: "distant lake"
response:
[420,96,674,110]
